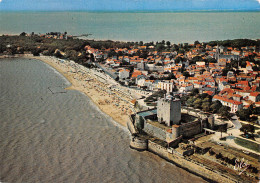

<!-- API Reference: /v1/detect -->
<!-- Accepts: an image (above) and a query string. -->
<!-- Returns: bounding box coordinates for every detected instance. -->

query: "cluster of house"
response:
[39,32,72,39]
[85,42,260,113]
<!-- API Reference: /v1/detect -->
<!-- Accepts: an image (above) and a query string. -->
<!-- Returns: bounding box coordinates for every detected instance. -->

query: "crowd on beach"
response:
[36,56,137,126]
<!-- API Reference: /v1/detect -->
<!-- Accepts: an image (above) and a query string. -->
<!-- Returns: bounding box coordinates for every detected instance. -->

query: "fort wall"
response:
[168,135,183,147]
[180,121,202,138]
[145,140,237,183]
[130,137,148,151]
[147,140,169,157]
[127,116,137,135]
[143,122,166,141]
[181,108,208,119]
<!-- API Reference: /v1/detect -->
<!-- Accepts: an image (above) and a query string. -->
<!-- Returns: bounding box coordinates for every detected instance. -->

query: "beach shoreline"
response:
[2,55,135,127]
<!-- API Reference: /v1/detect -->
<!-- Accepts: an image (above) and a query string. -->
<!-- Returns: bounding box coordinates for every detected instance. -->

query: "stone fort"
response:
[131,95,215,144]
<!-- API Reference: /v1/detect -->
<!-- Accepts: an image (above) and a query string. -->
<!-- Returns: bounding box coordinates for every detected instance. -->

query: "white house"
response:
[179,84,193,93]
[119,69,130,79]
[213,95,243,113]
[158,81,174,93]
[249,92,260,102]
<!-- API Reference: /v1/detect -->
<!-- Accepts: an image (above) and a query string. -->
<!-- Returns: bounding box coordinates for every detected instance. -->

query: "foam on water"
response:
[0,58,206,183]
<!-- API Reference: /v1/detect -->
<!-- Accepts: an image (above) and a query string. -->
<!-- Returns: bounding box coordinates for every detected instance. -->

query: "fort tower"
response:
[157,95,181,126]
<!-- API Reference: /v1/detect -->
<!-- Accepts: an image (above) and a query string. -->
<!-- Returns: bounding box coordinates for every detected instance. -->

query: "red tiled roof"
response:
[119,69,130,73]
[250,92,260,97]
[233,94,242,98]
[220,88,234,95]
[213,95,242,105]
[167,129,172,133]
[131,70,142,78]
[204,91,214,96]
[236,80,249,85]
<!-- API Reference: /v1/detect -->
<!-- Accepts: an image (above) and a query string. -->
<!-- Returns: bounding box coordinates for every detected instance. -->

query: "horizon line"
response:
[0,9,260,13]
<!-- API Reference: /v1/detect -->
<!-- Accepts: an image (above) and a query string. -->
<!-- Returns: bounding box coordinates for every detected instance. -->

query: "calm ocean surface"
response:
[0,58,206,182]
[0,11,259,43]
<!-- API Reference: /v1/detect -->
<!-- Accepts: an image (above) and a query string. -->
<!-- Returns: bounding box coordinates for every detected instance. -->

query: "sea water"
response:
[0,11,259,43]
[0,58,206,182]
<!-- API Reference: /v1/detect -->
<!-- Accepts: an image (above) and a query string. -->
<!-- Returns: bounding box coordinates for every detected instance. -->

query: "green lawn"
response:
[234,137,260,152]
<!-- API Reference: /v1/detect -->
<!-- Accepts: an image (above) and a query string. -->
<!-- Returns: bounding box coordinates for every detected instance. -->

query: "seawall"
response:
[127,115,137,135]
[146,140,237,183]
[130,137,148,151]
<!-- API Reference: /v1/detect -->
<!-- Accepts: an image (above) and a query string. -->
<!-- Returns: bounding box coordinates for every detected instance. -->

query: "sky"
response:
[0,0,260,11]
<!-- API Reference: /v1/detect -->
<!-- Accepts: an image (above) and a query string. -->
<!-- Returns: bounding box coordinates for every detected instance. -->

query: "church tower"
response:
[215,44,220,62]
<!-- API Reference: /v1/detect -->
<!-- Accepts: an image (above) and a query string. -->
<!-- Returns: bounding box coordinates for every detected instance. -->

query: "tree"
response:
[202,102,211,112]
[191,88,199,96]
[218,125,227,138]
[169,73,176,80]
[186,97,195,107]
[54,50,63,58]
[192,56,202,62]
[253,65,260,71]
[163,73,176,80]
[219,106,231,119]
[202,97,210,102]
[194,40,200,45]
[240,124,255,135]
[222,68,230,76]
[210,100,222,113]
[149,75,155,80]
[181,95,189,105]
[31,48,40,56]
[156,44,165,51]
[155,62,163,66]
[207,58,217,63]
[236,109,250,121]
[200,69,206,74]
[172,44,179,51]
[20,32,27,36]
[201,93,210,99]
[122,60,129,66]
[193,98,202,109]
[65,49,78,60]
[183,71,190,77]
[166,41,171,47]
[175,56,183,64]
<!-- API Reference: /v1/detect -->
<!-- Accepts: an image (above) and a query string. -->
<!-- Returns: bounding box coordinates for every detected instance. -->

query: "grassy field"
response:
[234,137,260,152]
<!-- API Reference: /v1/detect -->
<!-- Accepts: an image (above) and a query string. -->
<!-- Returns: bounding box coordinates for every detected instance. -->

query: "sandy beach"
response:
[20,55,136,127]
